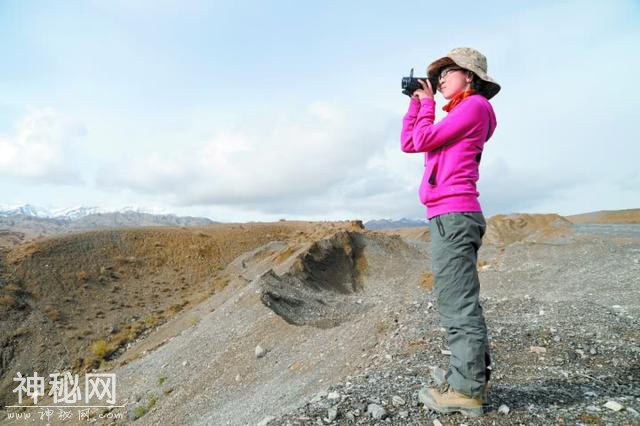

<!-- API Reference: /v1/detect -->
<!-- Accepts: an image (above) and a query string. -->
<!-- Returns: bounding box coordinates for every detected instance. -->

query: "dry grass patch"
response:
[419,272,434,291]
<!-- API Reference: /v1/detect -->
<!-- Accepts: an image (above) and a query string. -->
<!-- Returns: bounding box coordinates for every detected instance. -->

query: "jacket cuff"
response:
[417,97,435,119]
[407,96,421,113]
[420,97,435,107]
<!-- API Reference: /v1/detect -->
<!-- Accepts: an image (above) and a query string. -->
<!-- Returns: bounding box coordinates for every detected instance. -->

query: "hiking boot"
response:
[430,367,491,404]
[418,381,484,417]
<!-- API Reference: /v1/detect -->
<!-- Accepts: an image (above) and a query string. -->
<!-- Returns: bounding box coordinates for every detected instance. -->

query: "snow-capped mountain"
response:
[0,204,220,249]
[0,203,54,218]
[0,204,172,220]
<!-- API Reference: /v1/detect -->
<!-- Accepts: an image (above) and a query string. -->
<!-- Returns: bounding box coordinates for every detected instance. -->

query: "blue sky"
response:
[1,0,639,222]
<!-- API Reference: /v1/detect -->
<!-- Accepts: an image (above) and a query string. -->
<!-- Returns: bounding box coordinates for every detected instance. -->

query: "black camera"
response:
[401,68,439,97]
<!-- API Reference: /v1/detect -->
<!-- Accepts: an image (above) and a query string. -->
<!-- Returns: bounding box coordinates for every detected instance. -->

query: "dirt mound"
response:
[484,213,574,246]
[30,228,424,425]
[566,208,640,224]
[259,231,369,328]
[377,227,431,242]
[0,220,364,407]
[376,213,574,247]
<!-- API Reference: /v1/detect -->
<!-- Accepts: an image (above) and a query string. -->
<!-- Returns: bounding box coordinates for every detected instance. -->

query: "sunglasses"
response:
[438,67,465,81]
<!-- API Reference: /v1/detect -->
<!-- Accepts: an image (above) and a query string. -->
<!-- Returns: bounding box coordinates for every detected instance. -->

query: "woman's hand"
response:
[412,79,434,101]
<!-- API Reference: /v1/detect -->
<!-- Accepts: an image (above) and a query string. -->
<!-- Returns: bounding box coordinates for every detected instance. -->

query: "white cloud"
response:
[94,101,406,217]
[0,108,87,184]
[4,1,639,221]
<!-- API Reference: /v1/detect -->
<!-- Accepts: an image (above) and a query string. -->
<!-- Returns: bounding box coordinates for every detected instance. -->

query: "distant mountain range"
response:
[364,217,428,230]
[0,204,220,248]
[0,203,187,220]
[0,203,433,247]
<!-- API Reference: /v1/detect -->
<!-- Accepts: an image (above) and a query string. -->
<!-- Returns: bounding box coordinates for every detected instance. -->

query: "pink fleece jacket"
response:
[400,94,497,220]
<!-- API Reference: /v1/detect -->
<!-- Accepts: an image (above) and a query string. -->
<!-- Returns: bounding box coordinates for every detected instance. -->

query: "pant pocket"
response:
[438,213,464,242]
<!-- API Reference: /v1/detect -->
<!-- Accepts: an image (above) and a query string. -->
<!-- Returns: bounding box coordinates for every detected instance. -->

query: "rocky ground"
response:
[1,214,639,425]
[272,225,640,425]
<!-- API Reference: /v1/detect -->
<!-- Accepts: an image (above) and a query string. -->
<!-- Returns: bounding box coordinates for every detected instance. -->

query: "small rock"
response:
[627,406,639,416]
[255,345,267,359]
[604,400,624,411]
[440,349,452,355]
[327,391,340,401]
[182,360,188,366]
[367,403,387,419]
[392,395,405,406]
[326,406,338,422]
[367,396,381,405]
[353,401,367,412]
[398,410,409,419]
[433,419,443,426]
[498,404,510,415]
[530,346,546,353]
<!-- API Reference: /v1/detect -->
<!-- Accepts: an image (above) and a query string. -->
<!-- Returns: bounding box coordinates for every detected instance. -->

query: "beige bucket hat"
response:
[427,47,501,99]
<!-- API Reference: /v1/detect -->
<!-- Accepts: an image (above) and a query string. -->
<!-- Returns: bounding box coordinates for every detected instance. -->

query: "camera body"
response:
[401,68,439,97]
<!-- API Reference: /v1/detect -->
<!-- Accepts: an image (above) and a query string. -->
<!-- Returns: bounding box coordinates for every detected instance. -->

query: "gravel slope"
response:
[2,219,639,425]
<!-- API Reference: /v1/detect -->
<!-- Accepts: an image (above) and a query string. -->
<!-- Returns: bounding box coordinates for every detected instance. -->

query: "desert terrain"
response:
[0,210,639,425]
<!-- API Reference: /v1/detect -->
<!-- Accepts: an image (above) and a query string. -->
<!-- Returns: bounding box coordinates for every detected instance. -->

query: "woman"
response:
[400,47,500,417]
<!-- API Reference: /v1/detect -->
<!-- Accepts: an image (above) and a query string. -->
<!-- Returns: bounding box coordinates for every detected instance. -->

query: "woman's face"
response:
[437,66,472,100]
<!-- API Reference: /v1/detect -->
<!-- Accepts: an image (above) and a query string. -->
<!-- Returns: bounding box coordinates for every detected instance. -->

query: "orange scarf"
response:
[442,89,477,113]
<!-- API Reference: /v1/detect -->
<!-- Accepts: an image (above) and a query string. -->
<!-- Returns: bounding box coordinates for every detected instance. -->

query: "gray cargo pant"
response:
[429,211,491,398]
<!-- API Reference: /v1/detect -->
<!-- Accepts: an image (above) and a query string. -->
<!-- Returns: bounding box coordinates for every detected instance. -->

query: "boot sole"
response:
[418,388,484,417]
